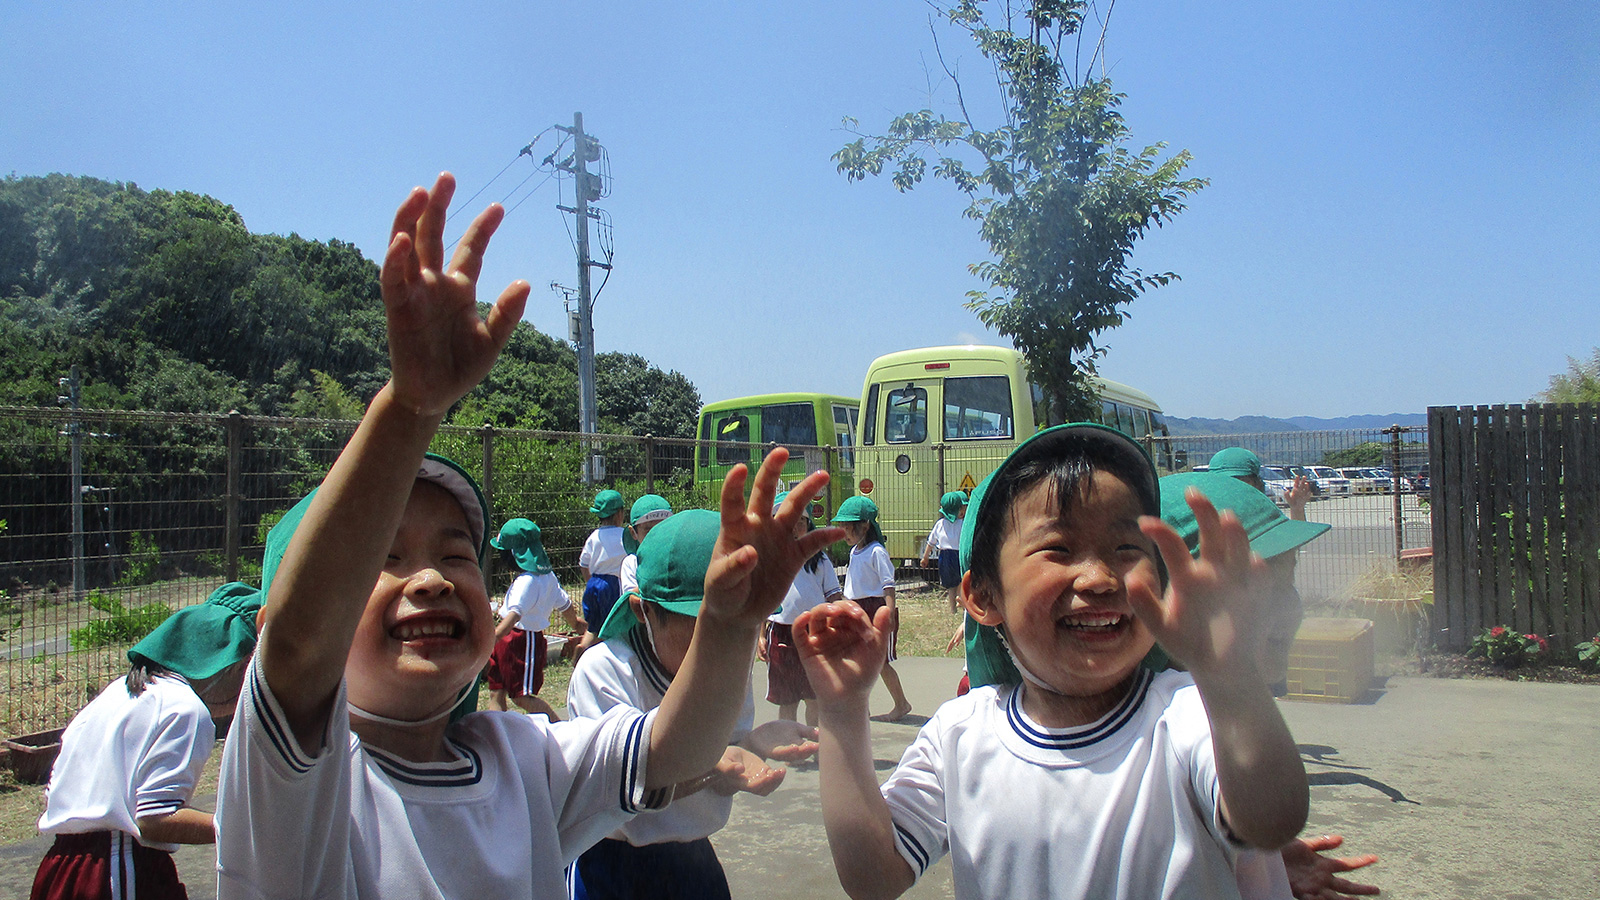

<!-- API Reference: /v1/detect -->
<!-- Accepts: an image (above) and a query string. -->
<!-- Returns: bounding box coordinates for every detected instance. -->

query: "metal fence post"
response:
[644,434,655,493]
[480,423,496,585]
[224,410,244,583]
[1388,425,1404,563]
[936,443,947,498]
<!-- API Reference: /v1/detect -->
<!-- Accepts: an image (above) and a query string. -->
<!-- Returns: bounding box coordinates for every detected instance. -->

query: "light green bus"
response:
[854,345,1170,561]
[694,393,859,519]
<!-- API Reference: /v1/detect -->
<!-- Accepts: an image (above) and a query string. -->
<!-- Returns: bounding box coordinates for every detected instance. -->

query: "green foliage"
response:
[1466,625,1547,669]
[1322,442,1386,467]
[68,590,172,650]
[1576,635,1600,672]
[115,532,161,587]
[1536,347,1600,403]
[834,0,1205,419]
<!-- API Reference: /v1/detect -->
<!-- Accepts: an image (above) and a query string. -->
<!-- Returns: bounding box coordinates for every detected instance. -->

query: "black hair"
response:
[126,660,172,697]
[126,658,249,706]
[801,518,824,574]
[498,545,521,572]
[966,439,1164,599]
[849,518,886,549]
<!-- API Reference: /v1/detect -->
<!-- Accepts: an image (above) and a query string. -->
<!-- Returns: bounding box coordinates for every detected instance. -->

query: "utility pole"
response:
[59,366,84,600]
[554,112,609,480]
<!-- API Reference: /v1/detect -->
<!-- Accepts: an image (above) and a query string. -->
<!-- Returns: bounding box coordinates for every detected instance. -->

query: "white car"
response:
[1337,467,1384,495]
[1301,465,1353,497]
[1259,466,1298,507]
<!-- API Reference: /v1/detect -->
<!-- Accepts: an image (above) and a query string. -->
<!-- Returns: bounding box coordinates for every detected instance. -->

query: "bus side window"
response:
[698,413,712,468]
[716,414,752,465]
[1116,403,1135,437]
[1100,399,1118,428]
[833,404,856,467]
[943,375,1013,439]
[863,384,879,446]
[1131,407,1150,440]
[886,385,927,444]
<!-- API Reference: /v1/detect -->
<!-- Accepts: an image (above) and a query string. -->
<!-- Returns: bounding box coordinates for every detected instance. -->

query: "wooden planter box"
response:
[4,728,66,785]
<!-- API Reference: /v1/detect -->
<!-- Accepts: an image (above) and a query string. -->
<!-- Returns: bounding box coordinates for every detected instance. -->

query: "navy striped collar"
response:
[366,738,484,787]
[1004,667,1153,751]
[626,625,674,696]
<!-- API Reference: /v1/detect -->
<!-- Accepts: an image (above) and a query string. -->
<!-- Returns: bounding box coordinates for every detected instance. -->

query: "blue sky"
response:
[4,1,1597,419]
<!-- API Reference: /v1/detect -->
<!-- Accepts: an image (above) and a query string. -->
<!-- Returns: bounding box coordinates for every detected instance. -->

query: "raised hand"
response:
[794,601,893,704]
[1282,834,1381,899]
[701,449,843,629]
[745,719,820,762]
[1134,487,1273,680]
[379,172,531,418]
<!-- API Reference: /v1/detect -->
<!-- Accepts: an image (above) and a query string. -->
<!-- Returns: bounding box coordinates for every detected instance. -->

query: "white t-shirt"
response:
[566,626,755,846]
[844,542,895,600]
[923,517,961,555]
[579,526,627,577]
[1235,849,1294,899]
[38,673,213,853]
[879,669,1246,900]
[501,571,570,632]
[216,656,666,899]
[619,554,639,596]
[770,556,842,625]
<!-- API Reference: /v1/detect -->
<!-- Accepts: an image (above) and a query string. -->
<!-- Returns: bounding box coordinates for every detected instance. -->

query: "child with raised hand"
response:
[487,517,579,718]
[567,507,825,900]
[796,423,1309,900]
[1159,471,1380,900]
[831,496,912,722]
[32,582,259,900]
[213,173,841,900]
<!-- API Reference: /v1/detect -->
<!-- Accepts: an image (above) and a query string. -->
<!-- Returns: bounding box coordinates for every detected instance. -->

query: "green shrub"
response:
[68,590,172,650]
[116,532,162,587]
[1577,634,1600,672]
[1466,625,1547,669]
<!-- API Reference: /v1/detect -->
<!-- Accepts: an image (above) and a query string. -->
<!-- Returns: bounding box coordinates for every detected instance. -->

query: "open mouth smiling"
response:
[389,615,466,642]
[1058,611,1131,636]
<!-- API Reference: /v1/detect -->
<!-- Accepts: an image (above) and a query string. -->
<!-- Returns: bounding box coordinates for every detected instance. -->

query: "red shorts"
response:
[764,623,815,706]
[486,630,548,697]
[852,597,897,662]
[32,831,188,900]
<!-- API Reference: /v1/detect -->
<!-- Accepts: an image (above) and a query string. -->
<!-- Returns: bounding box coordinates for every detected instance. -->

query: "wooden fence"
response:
[1429,403,1600,652]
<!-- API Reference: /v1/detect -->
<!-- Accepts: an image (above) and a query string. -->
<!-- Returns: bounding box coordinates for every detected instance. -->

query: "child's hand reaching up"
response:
[380,172,530,419]
[794,601,894,708]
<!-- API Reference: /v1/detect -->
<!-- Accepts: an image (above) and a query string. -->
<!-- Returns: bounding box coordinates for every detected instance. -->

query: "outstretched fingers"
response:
[485,280,532,349]
[746,447,791,522]
[448,202,505,284]
[414,172,455,274]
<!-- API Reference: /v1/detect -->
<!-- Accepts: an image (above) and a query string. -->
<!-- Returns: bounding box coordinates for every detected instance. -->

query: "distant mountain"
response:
[1166,413,1426,436]
[1284,414,1429,430]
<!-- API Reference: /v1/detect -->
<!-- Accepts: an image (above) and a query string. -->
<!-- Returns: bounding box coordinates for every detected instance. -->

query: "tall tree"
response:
[1536,348,1600,403]
[834,0,1205,419]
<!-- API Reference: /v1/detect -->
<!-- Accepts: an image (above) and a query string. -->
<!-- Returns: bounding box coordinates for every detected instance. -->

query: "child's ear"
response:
[959,571,1004,626]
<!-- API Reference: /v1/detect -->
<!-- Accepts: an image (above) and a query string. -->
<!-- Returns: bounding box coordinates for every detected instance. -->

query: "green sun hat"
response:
[1207,447,1262,480]
[831,495,878,523]
[128,581,263,681]
[597,509,718,641]
[262,452,489,595]
[1159,471,1330,561]
[939,490,968,522]
[960,423,1161,689]
[491,518,553,575]
[623,494,674,554]
[589,489,625,518]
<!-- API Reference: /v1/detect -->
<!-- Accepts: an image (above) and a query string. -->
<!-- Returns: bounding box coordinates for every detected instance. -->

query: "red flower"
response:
[1490,626,1506,637]
[1528,634,1548,651]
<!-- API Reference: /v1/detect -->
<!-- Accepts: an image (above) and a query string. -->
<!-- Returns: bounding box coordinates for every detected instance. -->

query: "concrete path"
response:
[4,659,1596,898]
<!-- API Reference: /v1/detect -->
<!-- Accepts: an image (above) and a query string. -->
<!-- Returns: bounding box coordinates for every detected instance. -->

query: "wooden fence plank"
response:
[1507,405,1532,635]
[1430,407,1456,648]
[1462,406,1486,643]
[1530,405,1556,646]
[1445,406,1471,648]
[1560,405,1583,644]
[1579,406,1600,642]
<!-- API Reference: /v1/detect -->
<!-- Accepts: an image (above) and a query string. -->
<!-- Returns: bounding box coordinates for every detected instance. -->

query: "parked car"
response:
[1302,465,1353,497]
[1337,467,1384,495]
[1259,466,1298,507]
[1284,466,1327,499]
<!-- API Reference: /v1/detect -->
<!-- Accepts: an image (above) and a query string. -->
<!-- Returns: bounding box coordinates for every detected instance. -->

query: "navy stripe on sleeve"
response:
[893,821,930,875]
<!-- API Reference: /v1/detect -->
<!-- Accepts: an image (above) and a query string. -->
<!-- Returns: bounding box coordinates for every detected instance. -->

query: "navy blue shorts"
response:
[582,575,621,632]
[937,548,961,589]
[571,837,729,900]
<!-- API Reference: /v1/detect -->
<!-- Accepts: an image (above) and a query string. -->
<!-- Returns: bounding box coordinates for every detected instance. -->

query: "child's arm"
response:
[795,600,915,900]
[259,174,529,748]
[1136,487,1309,850]
[494,609,522,640]
[944,621,964,654]
[644,450,842,789]
[137,808,215,845]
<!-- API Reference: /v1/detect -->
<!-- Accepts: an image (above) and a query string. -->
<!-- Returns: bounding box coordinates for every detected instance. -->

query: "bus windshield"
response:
[944,375,1014,440]
[885,385,927,443]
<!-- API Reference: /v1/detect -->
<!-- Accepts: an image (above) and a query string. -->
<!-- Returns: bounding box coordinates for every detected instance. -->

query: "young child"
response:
[487,517,580,718]
[577,489,629,655]
[918,491,967,612]
[1159,471,1380,900]
[566,509,824,900]
[33,581,260,900]
[618,494,672,596]
[759,491,844,726]
[832,496,912,722]
[212,173,841,899]
[796,423,1309,900]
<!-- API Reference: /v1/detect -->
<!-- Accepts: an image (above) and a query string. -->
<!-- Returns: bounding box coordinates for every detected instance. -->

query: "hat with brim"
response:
[623,494,673,554]
[1207,447,1262,480]
[597,509,718,641]
[491,518,553,575]
[590,489,625,518]
[262,452,489,595]
[1159,471,1330,561]
[939,490,967,522]
[831,495,878,523]
[960,423,1161,689]
[128,581,263,681]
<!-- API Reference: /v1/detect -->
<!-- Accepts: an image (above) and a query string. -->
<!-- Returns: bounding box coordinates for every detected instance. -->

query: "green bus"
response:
[853,346,1170,561]
[694,393,860,519]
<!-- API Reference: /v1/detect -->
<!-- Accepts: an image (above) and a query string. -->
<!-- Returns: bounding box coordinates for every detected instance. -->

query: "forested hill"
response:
[0,173,700,437]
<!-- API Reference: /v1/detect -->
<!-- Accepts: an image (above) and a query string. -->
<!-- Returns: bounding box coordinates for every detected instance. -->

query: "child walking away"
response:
[832,496,912,722]
[567,509,824,900]
[487,518,580,719]
[212,173,841,899]
[577,489,629,656]
[796,423,1309,900]
[33,582,260,900]
[760,491,843,726]
[918,491,967,613]
[1159,472,1380,900]
[619,494,673,596]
